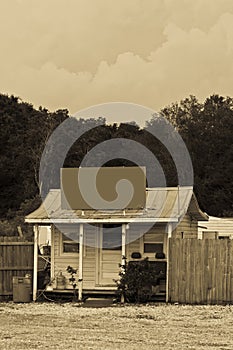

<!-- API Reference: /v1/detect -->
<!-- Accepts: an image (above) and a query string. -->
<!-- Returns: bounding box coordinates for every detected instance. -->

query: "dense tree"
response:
[0,94,68,219]
[160,94,233,216]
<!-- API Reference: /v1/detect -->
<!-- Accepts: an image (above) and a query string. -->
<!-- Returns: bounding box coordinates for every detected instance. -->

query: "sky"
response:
[1,0,233,125]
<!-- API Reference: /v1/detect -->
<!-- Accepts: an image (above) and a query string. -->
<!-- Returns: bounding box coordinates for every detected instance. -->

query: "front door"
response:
[97,224,122,286]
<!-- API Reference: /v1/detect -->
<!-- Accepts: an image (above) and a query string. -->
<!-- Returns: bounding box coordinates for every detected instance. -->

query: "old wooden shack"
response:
[26,168,208,302]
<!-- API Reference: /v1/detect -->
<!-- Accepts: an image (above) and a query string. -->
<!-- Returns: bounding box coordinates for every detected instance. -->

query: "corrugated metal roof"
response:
[25,186,207,223]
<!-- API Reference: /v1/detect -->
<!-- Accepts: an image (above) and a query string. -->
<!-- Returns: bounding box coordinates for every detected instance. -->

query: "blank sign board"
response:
[61,167,146,210]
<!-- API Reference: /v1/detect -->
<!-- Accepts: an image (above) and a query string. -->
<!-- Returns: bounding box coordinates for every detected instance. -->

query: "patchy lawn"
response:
[0,303,232,349]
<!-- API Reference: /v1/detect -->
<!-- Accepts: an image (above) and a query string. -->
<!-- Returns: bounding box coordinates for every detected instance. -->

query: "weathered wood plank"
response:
[0,237,34,297]
[168,238,233,304]
[0,242,34,246]
[0,267,33,271]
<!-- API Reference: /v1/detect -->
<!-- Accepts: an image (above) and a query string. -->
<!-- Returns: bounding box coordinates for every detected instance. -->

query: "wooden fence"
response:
[0,236,34,299]
[168,238,233,304]
[1,236,233,304]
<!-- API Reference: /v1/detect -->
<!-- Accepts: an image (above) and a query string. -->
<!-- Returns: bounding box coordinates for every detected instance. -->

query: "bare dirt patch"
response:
[0,303,232,349]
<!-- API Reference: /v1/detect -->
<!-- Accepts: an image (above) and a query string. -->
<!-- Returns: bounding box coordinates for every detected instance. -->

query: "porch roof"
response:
[25,187,208,224]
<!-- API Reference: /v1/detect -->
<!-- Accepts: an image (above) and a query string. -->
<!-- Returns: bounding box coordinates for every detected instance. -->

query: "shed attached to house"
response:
[198,216,233,239]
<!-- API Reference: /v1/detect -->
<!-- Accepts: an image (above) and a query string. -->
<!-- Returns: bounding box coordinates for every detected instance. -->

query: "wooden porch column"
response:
[166,222,172,303]
[33,224,39,302]
[78,223,84,301]
[121,223,126,267]
[167,222,172,239]
[121,223,127,303]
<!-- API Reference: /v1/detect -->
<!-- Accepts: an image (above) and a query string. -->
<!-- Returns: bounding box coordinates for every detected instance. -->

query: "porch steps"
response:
[151,292,166,302]
[82,297,115,308]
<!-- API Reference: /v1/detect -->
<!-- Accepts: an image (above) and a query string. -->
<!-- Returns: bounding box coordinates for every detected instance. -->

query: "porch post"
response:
[167,222,172,239]
[33,224,39,302]
[166,222,172,303]
[121,224,126,303]
[78,223,84,301]
[121,223,126,267]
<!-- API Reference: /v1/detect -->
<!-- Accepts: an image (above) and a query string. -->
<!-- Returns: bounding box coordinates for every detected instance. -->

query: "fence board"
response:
[0,237,33,299]
[168,238,233,304]
[228,241,233,302]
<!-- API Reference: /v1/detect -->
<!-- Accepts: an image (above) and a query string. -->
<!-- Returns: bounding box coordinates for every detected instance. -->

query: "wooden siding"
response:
[127,223,168,259]
[0,237,33,299]
[172,214,198,239]
[126,224,142,259]
[168,238,233,304]
[51,217,198,292]
[51,225,171,289]
[52,223,170,289]
[83,225,97,288]
[52,225,96,290]
[198,216,233,238]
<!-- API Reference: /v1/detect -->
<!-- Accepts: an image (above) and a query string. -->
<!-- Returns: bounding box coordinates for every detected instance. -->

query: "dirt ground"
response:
[0,302,233,350]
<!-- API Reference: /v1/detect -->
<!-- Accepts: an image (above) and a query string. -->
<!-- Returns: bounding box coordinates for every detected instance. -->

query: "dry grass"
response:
[0,302,233,349]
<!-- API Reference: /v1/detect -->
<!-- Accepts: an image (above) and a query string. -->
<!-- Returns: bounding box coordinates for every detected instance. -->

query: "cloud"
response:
[0,1,233,124]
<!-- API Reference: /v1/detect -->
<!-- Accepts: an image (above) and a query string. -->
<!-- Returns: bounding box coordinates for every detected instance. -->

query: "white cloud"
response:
[0,1,233,124]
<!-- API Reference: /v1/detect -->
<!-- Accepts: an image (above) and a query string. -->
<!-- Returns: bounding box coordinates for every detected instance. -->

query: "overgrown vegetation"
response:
[160,94,233,216]
[116,258,166,303]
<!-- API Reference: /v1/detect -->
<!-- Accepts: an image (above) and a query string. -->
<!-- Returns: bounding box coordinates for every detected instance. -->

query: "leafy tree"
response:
[0,94,68,235]
[159,94,233,216]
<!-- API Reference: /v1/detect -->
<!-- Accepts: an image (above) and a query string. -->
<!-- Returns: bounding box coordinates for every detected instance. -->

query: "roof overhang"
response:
[25,217,179,224]
[188,193,209,221]
[25,186,206,224]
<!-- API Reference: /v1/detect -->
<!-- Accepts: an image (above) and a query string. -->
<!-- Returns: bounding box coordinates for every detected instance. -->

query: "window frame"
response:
[59,226,86,256]
[140,231,166,259]
[62,234,80,254]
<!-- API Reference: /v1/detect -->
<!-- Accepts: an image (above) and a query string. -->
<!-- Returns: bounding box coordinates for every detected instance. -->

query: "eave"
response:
[25,217,179,224]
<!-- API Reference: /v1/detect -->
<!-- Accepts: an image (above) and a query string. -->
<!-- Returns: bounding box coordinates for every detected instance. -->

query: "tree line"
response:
[0,93,232,235]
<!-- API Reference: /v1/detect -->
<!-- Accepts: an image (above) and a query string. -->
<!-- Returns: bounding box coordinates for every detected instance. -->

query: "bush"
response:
[116,258,163,303]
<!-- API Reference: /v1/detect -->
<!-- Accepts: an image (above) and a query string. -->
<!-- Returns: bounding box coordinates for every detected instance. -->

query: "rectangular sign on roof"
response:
[61,167,146,210]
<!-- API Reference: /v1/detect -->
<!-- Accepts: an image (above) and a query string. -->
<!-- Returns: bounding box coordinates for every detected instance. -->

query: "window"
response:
[144,243,163,254]
[62,232,79,253]
[143,232,164,257]
[102,224,122,250]
[218,235,230,240]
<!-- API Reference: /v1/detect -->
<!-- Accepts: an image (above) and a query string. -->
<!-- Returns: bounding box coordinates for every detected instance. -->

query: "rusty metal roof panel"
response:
[25,186,203,222]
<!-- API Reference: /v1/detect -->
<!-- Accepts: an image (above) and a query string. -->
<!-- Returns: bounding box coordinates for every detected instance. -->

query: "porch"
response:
[34,221,172,302]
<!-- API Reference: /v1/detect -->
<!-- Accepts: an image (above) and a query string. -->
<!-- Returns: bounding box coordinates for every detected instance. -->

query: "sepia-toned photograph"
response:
[0,1,233,349]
